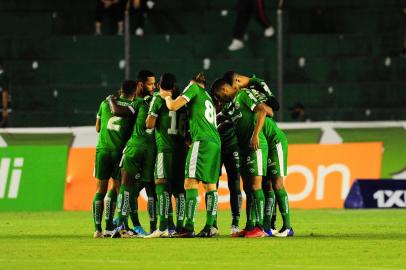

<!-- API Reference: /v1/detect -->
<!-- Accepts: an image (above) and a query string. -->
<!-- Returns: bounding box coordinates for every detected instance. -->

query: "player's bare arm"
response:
[161,91,188,111]
[145,115,157,129]
[2,89,8,124]
[107,95,134,116]
[95,118,101,133]
[250,103,267,150]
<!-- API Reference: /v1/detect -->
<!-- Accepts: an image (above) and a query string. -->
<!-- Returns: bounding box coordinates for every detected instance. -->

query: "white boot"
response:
[228,39,244,51]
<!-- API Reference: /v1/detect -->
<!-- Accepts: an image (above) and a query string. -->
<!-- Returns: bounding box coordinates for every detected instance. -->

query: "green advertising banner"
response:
[0,146,68,211]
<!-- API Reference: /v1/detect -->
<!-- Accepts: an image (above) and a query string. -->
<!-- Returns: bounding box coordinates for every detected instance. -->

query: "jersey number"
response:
[107,116,122,131]
[168,111,178,135]
[204,100,216,125]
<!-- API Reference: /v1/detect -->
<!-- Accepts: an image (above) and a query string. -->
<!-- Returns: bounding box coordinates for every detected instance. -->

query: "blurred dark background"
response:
[1,0,405,126]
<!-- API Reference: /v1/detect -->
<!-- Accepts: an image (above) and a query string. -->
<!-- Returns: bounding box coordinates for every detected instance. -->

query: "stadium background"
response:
[1,0,406,212]
[1,1,406,270]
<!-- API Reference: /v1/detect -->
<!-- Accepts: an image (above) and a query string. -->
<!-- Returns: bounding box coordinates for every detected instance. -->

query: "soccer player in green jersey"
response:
[144,73,187,238]
[223,71,293,237]
[211,78,274,238]
[108,70,157,238]
[159,73,221,238]
[92,80,136,238]
[215,101,242,236]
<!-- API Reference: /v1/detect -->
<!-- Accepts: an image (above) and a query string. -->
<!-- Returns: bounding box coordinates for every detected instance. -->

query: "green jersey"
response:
[248,75,275,98]
[232,89,267,150]
[148,93,186,152]
[96,97,134,150]
[249,89,286,143]
[126,95,155,146]
[181,83,220,144]
[217,103,238,149]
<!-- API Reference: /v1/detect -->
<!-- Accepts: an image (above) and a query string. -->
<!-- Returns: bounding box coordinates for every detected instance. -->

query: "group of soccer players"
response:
[92,69,293,238]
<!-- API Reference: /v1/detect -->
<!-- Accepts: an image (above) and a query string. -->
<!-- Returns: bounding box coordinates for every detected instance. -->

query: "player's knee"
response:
[272,177,284,190]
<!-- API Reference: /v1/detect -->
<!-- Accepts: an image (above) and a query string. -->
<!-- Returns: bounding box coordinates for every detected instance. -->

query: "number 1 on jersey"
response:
[168,111,178,135]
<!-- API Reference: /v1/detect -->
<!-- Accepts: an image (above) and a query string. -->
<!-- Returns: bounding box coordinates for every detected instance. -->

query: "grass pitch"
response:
[0,210,405,270]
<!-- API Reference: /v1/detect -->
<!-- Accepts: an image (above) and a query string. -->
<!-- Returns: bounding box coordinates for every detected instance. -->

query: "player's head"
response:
[223,71,248,90]
[120,80,137,98]
[136,69,156,95]
[159,73,176,91]
[191,72,206,88]
[210,78,237,103]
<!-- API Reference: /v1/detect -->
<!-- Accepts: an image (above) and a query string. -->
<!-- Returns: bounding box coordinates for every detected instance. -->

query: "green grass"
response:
[1,210,406,270]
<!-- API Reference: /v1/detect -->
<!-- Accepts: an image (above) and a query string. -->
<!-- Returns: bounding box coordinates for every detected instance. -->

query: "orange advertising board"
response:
[64,142,382,210]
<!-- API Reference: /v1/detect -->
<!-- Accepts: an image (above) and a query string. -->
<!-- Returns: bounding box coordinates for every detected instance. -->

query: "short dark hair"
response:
[137,70,155,83]
[159,73,176,90]
[210,78,229,101]
[222,71,236,85]
[121,80,137,95]
[192,72,206,87]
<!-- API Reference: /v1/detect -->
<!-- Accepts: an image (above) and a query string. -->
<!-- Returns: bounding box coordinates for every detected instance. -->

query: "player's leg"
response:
[269,135,293,237]
[223,147,242,232]
[142,147,158,234]
[92,149,113,238]
[195,141,221,237]
[104,179,120,236]
[130,181,147,237]
[262,176,277,236]
[169,151,186,233]
[112,146,140,238]
[145,152,170,238]
[244,148,268,238]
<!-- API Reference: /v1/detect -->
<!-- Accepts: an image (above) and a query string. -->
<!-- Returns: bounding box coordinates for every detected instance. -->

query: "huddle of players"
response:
[92,69,293,238]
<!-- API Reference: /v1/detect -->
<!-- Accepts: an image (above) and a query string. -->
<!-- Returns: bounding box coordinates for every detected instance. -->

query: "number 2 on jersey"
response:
[107,116,122,131]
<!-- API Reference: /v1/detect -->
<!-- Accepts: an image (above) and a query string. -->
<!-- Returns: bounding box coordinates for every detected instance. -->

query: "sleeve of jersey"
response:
[181,83,198,103]
[242,91,261,112]
[96,103,102,119]
[148,96,161,117]
[128,100,138,115]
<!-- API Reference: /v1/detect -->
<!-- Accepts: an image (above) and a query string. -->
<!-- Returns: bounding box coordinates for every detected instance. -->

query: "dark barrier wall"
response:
[345,179,406,209]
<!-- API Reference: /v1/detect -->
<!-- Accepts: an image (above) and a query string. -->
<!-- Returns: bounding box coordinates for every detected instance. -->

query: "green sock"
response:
[148,196,157,232]
[92,192,105,232]
[117,185,131,226]
[168,194,175,230]
[156,184,169,231]
[275,188,291,229]
[271,204,277,229]
[246,192,255,231]
[105,189,117,231]
[205,191,218,228]
[263,190,275,230]
[253,189,265,227]
[175,193,185,230]
[184,189,198,232]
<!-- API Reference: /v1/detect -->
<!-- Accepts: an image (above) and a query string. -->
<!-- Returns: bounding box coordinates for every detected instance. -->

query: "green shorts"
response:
[185,140,221,184]
[267,135,288,179]
[240,144,268,178]
[154,150,186,184]
[120,144,156,182]
[94,148,122,181]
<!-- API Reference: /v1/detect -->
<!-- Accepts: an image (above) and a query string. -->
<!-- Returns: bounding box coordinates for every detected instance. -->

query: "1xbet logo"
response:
[373,190,406,208]
[0,158,24,199]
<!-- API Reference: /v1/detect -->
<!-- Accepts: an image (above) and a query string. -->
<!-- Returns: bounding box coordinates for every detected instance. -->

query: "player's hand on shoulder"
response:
[159,89,172,99]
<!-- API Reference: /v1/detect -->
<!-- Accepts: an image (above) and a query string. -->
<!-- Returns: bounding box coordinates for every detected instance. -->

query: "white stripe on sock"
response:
[189,141,200,178]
